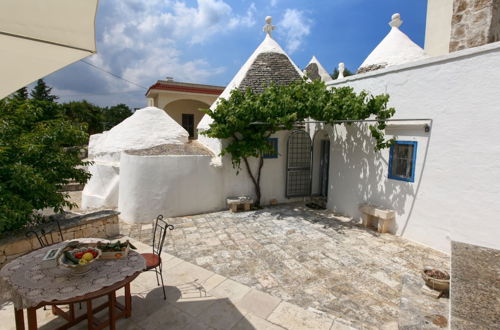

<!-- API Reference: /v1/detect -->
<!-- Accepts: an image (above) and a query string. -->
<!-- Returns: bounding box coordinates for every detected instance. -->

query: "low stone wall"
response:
[0,210,119,269]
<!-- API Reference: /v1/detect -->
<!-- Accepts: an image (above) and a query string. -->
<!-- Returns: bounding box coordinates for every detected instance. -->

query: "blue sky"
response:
[44,0,428,109]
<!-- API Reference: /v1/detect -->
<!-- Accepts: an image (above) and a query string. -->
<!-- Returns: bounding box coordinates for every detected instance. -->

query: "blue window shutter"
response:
[388,140,417,182]
[263,138,279,159]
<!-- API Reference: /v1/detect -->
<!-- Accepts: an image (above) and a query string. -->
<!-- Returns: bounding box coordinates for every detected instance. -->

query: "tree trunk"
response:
[243,156,264,207]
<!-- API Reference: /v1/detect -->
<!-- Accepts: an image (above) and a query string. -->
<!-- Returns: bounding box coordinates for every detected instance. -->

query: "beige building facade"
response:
[146,80,224,138]
[424,0,454,56]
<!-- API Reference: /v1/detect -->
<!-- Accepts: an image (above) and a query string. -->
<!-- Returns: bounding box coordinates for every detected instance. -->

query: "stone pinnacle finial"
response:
[338,62,345,79]
[389,13,403,28]
[263,16,276,37]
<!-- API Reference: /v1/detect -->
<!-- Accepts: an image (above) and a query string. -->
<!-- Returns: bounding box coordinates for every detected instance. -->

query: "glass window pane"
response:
[390,142,415,180]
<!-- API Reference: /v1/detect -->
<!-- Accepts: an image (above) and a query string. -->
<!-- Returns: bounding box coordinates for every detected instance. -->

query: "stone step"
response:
[449,241,499,329]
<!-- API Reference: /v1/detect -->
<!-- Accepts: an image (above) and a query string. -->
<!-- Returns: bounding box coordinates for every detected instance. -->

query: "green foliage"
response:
[102,104,133,130]
[63,100,104,135]
[63,102,132,136]
[12,87,29,102]
[0,98,91,233]
[30,79,58,102]
[202,78,395,205]
[331,67,354,79]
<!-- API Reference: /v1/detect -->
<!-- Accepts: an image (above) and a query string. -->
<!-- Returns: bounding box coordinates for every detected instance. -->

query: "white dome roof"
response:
[358,14,426,73]
[89,106,188,158]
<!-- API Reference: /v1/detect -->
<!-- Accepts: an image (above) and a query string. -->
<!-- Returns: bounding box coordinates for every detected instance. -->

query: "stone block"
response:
[359,204,395,219]
[474,0,493,10]
[105,223,120,237]
[455,0,469,13]
[3,238,32,256]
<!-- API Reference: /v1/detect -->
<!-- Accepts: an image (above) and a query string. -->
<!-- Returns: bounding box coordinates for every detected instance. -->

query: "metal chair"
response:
[25,218,65,310]
[141,215,174,300]
[25,218,64,248]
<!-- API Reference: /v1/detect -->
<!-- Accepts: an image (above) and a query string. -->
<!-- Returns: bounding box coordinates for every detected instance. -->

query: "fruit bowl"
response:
[58,246,102,273]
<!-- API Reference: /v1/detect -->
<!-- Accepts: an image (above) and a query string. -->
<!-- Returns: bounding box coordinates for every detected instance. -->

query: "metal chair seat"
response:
[141,253,161,270]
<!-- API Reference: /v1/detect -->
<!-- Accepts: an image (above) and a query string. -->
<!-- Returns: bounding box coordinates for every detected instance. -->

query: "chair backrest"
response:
[25,219,64,248]
[152,215,174,256]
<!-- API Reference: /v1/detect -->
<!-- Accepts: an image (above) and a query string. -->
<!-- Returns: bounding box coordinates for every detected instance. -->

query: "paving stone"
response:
[236,288,282,319]
[232,313,286,330]
[135,305,194,329]
[126,203,450,328]
[209,279,252,304]
[267,301,334,330]
[165,260,214,285]
[173,296,219,318]
[196,299,247,330]
[201,274,227,292]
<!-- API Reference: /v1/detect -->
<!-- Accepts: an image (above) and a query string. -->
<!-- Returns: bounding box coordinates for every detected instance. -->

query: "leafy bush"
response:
[0,98,91,233]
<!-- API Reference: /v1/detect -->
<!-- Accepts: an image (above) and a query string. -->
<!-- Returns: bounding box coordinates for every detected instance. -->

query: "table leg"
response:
[14,308,25,330]
[68,303,75,322]
[108,291,116,330]
[125,283,131,318]
[26,307,37,330]
[86,299,94,330]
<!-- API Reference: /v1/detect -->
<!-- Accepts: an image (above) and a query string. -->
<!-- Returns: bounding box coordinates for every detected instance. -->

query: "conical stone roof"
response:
[358,13,426,74]
[198,27,303,131]
[304,56,332,82]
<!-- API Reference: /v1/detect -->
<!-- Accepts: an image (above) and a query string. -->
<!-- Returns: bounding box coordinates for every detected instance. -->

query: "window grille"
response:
[286,130,312,197]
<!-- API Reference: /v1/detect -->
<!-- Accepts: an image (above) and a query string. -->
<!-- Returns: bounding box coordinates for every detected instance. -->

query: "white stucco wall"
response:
[118,153,225,223]
[82,107,189,211]
[327,42,500,253]
[220,131,297,206]
[117,130,300,223]
[81,160,120,210]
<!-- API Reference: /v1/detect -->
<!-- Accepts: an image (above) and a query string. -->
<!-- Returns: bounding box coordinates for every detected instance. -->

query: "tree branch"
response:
[243,156,258,188]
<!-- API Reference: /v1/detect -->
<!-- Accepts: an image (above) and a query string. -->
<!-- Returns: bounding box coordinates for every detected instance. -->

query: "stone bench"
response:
[359,204,395,233]
[226,197,254,212]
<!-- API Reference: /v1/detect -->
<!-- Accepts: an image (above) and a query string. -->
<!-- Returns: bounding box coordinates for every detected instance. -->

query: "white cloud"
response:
[279,9,312,54]
[122,47,225,89]
[229,3,257,29]
[270,0,278,8]
[49,0,258,105]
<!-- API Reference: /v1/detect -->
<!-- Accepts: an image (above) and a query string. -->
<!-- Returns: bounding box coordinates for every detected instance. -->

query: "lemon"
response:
[79,258,88,265]
[82,252,94,261]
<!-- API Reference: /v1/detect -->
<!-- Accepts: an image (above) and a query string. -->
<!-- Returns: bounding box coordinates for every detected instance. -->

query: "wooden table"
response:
[14,272,140,330]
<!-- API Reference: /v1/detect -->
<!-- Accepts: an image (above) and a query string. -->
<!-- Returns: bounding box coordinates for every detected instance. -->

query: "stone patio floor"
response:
[2,237,354,330]
[121,204,451,329]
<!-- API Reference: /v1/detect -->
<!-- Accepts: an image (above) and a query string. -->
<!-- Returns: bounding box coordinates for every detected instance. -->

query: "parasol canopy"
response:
[0,0,98,99]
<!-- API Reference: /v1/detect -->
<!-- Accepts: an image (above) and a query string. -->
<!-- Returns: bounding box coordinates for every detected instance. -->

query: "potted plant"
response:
[422,266,450,292]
